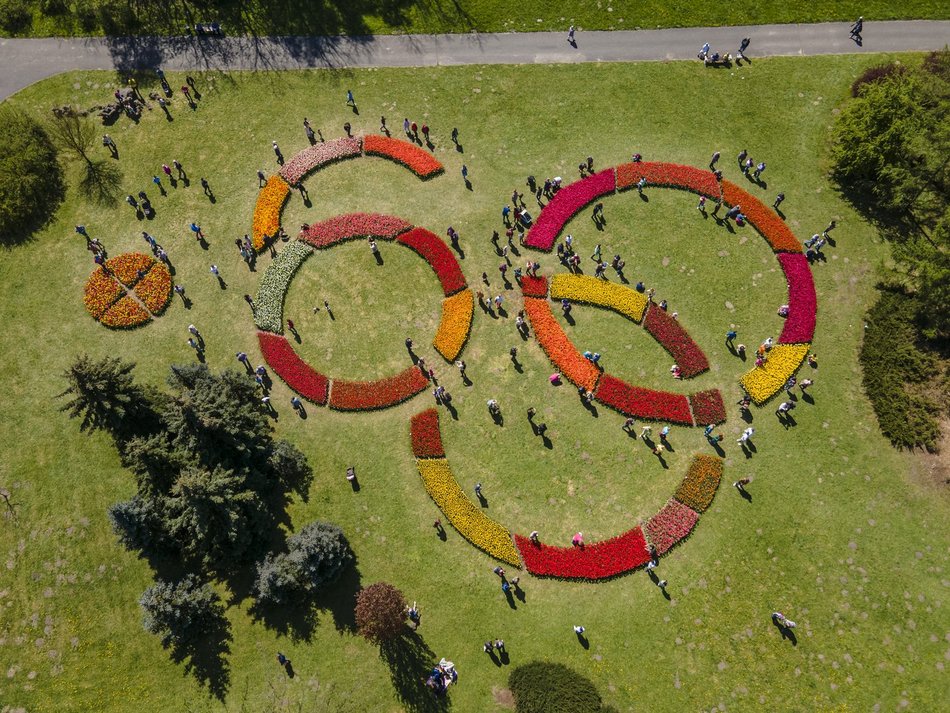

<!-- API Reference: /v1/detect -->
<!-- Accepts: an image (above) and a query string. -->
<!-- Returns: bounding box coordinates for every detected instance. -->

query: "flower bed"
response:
[410,408,445,458]
[99,295,150,329]
[363,134,444,179]
[740,343,810,404]
[777,252,817,344]
[329,366,429,411]
[396,227,467,296]
[299,213,412,250]
[415,458,521,566]
[593,374,693,425]
[673,455,723,513]
[523,297,601,392]
[254,240,314,334]
[278,136,362,186]
[514,527,651,580]
[550,274,648,323]
[83,268,124,318]
[433,289,474,362]
[106,252,154,287]
[252,175,291,251]
[258,331,329,405]
[520,274,549,298]
[616,161,719,197]
[524,169,616,251]
[643,303,709,377]
[644,499,700,555]
[688,389,726,426]
[720,180,803,253]
[134,263,172,315]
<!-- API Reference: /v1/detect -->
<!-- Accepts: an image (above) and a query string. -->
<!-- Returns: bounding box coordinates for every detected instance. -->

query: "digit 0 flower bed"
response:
[82,253,172,328]
[252,135,444,250]
[410,409,725,579]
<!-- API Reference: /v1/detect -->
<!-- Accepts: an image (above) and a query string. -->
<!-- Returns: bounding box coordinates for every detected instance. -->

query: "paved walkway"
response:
[1,21,948,100]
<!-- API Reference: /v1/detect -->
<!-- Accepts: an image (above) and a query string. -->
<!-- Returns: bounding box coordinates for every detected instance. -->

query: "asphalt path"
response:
[1,20,948,100]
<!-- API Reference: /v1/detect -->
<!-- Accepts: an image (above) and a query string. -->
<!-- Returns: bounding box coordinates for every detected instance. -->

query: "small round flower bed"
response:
[83,252,172,329]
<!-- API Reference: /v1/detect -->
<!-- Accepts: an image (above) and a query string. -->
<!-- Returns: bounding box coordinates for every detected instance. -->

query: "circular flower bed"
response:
[83,252,171,329]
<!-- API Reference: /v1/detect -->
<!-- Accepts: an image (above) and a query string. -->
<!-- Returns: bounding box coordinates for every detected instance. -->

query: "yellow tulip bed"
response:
[550,273,648,323]
[740,343,810,404]
[673,454,723,513]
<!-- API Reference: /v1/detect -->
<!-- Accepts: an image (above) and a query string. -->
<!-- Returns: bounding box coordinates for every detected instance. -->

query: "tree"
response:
[0,109,64,245]
[58,355,153,436]
[140,575,226,649]
[253,521,353,607]
[355,582,407,644]
[108,495,168,553]
[509,662,607,713]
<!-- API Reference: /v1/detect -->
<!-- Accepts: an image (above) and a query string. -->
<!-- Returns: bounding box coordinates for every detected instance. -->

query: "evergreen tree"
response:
[140,575,226,648]
[58,355,153,436]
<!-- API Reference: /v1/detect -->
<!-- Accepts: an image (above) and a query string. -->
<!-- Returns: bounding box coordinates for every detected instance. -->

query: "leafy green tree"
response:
[355,582,407,644]
[253,522,353,606]
[0,109,64,244]
[58,355,153,436]
[140,575,226,648]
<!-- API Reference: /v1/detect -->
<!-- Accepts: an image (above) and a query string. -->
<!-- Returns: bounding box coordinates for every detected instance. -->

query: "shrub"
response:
[0,0,31,34]
[0,110,64,244]
[355,582,407,644]
[509,661,605,713]
[851,61,907,97]
[140,575,226,648]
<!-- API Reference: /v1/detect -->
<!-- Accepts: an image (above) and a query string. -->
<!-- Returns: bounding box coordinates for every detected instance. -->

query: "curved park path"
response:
[1,20,948,100]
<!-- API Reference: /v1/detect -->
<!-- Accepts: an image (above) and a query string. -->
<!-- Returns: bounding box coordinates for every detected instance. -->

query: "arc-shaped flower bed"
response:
[254,240,314,334]
[329,367,429,411]
[278,136,362,186]
[433,289,474,362]
[258,331,329,405]
[411,409,725,579]
[688,389,727,426]
[363,134,444,179]
[740,343,810,405]
[396,227,468,296]
[524,168,616,251]
[777,252,817,344]
[83,253,172,328]
[593,374,694,425]
[300,213,412,250]
[522,296,601,392]
[549,273,648,323]
[643,303,709,378]
[252,175,291,250]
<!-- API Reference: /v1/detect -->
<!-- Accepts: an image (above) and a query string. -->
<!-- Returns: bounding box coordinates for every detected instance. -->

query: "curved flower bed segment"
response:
[550,274,648,323]
[107,252,154,287]
[644,499,700,555]
[363,134,444,179]
[254,240,314,334]
[134,263,172,315]
[524,169,616,251]
[643,303,709,377]
[252,175,291,251]
[416,458,521,566]
[278,136,362,186]
[777,252,817,344]
[329,366,429,411]
[300,212,412,250]
[433,289,474,362]
[523,297,601,392]
[688,389,726,426]
[83,268,124,318]
[396,227,467,296]
[593,374,693,425]
[99,295,150,329]
[410,408,445,458]
[258,331,329,405]
[720,180,803,253]
[514,527,651,580]
[673,455,723,513]
[740,343,810,405]
[616,161,719,197]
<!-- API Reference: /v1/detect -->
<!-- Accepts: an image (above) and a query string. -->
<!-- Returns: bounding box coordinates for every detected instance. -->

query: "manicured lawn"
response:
[10,0,950,38]
[0,56,947,712]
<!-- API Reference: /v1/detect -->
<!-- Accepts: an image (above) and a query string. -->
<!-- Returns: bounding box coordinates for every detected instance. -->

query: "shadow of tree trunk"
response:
[79,158,123,206]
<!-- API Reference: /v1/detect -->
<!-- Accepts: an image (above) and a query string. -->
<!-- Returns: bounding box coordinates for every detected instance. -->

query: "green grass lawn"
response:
[8,0,950,38]
[0,56,948,712]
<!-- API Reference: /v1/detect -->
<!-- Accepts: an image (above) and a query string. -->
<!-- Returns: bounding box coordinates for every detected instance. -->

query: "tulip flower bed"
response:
[550,274,648,323]
[251,175,291,250]
[363,134,444,179]
[83,254,171,327]
[523,297,601,392]
[415,458,521,566]
[616,161,719,197]
[257,331,329,405]
[688,389,726,426]
[433,289,474,362]
[278,136,362,186]
[300,212,412,250]
[133,262,172,315]
[410,408,445,458]
[83,268,124,318]
[396,227,468,296]
[644,498,700,555]
[643,303,709,377]
[673,455,723,513]
[106,252,154,287]
[254,240,314,334]
[329,366,429,411]
[740,343,810,404]
[721,179,803,253]
[593,374,694,425]
[98,295,151,329]
[520,274,549,298]
[524,169,616,251]
[514,527,652,580]
[777,252,817,344]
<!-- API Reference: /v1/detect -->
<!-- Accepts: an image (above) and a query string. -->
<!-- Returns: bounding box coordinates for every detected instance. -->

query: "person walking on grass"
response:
[773,193,785,211]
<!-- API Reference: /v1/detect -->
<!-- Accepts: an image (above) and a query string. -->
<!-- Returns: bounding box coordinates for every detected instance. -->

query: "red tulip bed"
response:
[410,408,445,458]
[299,212,412,249]
[644,499,701,555]
[777,252,817,344]
[593,374,694,425]
[519,274,549,298]
[363,134,444,179]
[721,179,803,253]
[616,161,720,196]
[329,366,429,411]
[524,169,616,251]
[278,136,362,185]
[643,303,710,378]
[688,389,727,426]
[396,227,468,296]
[257,331,329,405]
[514,527,652,580]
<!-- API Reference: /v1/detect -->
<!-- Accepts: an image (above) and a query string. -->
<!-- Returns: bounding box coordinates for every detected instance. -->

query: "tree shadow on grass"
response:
[79,159,123,207]
[168,610,232,701]
[380,630,450,713]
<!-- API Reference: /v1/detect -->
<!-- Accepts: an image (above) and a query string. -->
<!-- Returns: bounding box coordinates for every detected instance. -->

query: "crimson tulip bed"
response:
[396,227,467,296]
[524,169,616,251]
[410,408,445,458]
[688,389,727,426]
[643,303,710,378]
[257,331,329,405]
[329,366,429,411]
[593,374,694,425]
[777,252,817,344]
[299,212,412,249]
[644,499,700,555]
[514,527,652,580]
[362,134,444,179]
